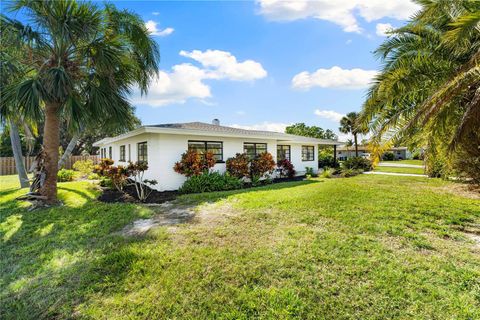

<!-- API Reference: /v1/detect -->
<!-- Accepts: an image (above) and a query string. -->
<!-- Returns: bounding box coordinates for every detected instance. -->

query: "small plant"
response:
[94,158,130,191]
[72,159,94,177]
[174,150,216,177]
[305,167,315,177]
[320,167,334,178]
[57,169,75,182]
[87,173,100,180]
[250,152,276,179]
[277,159,296,178]
[179,172,243,194]
[382,152,395,161]
[127,161,157,202]
[340,168,363,177]
[226,153,250,179]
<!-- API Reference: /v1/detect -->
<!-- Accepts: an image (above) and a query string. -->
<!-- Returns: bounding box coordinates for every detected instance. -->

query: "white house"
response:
[93,120,341,191]
[336,145,412,161]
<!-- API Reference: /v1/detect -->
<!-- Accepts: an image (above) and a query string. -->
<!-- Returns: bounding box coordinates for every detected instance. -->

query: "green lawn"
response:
[382,159,424,166]
[374,166,426,175]
[1,174,480,319]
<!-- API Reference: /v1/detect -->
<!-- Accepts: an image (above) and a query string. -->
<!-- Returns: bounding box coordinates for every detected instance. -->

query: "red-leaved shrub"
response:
[226,153,250,178]
[174,150,216,177]
[277,159,296,178]
[250,152,276,179]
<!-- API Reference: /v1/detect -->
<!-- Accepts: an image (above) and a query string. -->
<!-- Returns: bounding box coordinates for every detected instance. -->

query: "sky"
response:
[7,0,422,141]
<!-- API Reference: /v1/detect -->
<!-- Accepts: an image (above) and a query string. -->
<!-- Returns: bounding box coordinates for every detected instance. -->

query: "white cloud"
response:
[133,50,267,107]
[179,50,267,81]
[145,20,174,37]
[292,66,377,90]
[152,12,160,16]
[229,122,290,133]
[314,109,345,122]
[376,23,393,36]
[257,0,420,33]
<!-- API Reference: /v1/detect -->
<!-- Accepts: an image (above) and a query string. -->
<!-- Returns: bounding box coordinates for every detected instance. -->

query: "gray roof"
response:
[147,122,338,143]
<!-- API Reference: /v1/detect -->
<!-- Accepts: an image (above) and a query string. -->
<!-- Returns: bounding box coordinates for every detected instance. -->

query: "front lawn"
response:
[383,159,424,166]
[374,166,426,175]
[1,174,479,319]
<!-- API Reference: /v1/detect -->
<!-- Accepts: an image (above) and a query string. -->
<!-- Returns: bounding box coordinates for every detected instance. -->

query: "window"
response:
[302,146,315,161]
[244,143,267,159]
[137,142,148,163]
[128,144,131,162]
[108,146,112,159]
[119,145,126,161]
[277,145,291,161]
[188,141,223,162]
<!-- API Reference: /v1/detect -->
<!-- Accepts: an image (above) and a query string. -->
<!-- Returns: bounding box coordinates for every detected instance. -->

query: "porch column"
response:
[333,145,337,166]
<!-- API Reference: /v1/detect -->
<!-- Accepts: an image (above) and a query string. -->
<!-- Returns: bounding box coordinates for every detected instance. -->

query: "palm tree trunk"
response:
[40,103,60,204]
[354,134,359,157]
[9,119,30,188]
[58,133,80,169]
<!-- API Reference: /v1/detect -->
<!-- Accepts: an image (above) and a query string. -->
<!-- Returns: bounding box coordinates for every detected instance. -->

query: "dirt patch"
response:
[436,183,480,200]
[98,184,178,204]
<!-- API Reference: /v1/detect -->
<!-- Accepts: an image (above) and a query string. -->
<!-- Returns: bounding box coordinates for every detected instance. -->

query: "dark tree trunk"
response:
[354,134,359,157]
[9,119,30,188]
[40,103,60,204]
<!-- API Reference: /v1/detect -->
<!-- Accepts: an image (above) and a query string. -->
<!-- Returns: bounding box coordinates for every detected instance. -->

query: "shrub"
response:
[174,150,216,177]
[226,153,250,178]
[305,167,315,176]
[87,173,100,180]
[72,159,94,177]
[127,161,157,202]
[250,152,276,180]
[382,152,395,161]
[57,169,75,182]
[340,168,363,177]
[320,167,334,178]
[94,158,129,191]
[179,172,243,194]
[342,157,373,171]
[277,159,296,178]
[318,151,339,168]
[99,177,113,188]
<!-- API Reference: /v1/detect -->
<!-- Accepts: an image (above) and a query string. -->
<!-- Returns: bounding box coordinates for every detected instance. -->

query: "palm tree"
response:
[1,1,159,203]
[339,112,363,157]
[359,0,479,175]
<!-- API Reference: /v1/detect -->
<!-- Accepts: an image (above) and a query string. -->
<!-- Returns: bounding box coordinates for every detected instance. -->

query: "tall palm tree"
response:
[1,0,159,203]
[339,112,363,157]
[360,0,479,174]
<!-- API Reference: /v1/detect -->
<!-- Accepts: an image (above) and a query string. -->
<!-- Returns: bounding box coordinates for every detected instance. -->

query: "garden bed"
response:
[98,184,178,204]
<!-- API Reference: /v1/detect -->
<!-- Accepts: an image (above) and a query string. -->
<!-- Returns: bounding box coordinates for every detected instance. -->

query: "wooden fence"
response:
[0,155,99,176]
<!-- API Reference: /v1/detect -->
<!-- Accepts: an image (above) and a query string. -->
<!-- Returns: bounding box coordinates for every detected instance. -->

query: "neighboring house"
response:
[336,145,411,161]
[94,120,341,191]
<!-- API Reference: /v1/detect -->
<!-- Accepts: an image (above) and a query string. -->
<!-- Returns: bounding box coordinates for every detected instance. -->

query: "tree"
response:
[359,1,479,177]
[339,112,364,157]
[1,1,159,203]
[285,123,337,140]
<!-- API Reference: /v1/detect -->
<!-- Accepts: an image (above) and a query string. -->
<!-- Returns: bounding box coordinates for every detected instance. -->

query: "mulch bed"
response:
[98,176,307,204]
[98,184,178,204]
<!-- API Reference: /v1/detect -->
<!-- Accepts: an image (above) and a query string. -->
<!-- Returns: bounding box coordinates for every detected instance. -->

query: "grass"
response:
[374,166,426,175]
[382,159,424,166]
[1,174,480,319]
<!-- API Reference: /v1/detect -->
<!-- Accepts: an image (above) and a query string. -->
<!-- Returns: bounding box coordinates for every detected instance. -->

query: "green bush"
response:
[382,152,395,161]
[99,176,114,188]
[318,151,339,168]
[87,173,100,180]
[342,157,373,171]
[305,167,316,177]
[320,167,334,178]
[72,159,94,177]
[340,168,363,177]
[179,172,243,194]
[57,169,75,182]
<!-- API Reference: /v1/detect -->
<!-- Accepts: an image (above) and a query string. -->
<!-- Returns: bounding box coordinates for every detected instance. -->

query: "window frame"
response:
[137,141,148,163]
[188,140,224,163]
[119,145,126,162]
[244,142,268,159]
[277,145,291,162]
[302,145,315,161]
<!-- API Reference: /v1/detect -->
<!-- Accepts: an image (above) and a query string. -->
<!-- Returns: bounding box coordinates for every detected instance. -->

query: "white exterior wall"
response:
[100,133,318,191]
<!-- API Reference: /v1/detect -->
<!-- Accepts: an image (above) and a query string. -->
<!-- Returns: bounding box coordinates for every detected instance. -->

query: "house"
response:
[93,120,341,191]
[336,145,411,161]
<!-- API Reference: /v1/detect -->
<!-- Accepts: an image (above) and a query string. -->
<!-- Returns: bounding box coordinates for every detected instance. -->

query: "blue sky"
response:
[8,0,421,140]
